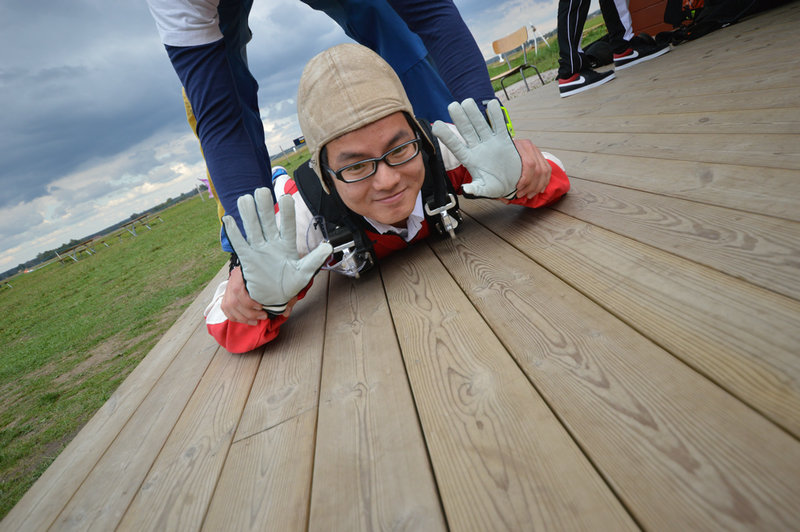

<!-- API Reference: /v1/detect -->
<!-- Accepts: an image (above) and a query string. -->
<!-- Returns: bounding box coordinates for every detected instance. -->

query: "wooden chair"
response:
[491,27,545,99]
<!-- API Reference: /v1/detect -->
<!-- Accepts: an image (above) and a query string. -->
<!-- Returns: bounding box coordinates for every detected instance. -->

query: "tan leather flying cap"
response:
[297,43,434,193]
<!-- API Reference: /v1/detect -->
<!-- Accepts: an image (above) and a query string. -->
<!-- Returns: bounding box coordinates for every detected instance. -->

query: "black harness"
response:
[293,118,462,275]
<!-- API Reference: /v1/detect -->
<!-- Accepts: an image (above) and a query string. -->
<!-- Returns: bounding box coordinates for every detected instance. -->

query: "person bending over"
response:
[204,43,571,353]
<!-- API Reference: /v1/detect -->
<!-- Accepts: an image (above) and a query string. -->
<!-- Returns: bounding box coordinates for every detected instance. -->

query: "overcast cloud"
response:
[0,0,581,270]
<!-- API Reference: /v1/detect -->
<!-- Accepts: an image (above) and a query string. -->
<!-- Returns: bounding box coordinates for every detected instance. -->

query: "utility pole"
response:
[529,22,550,55]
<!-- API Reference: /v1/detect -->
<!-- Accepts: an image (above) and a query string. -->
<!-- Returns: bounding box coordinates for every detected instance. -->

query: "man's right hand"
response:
[221,266,268,325]
[222,188,332,315]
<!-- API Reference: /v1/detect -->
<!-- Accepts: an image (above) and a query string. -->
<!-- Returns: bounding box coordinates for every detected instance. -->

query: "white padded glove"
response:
[432,98,522,200]
[223,188,332,314]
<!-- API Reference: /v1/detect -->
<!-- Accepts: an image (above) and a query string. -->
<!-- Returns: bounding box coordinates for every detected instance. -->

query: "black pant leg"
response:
[387,0,496,108]
[598,0,632,52]
[557,0,592,77]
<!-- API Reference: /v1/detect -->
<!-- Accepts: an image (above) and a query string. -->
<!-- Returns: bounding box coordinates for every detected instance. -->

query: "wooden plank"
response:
[552,179,800,300]
[47,320,221,532]
[539,149,800,222]
[573,48,800,95]
[232,272,329,442]
[619,33,800,82]
[576,70,800,108]
[515,50,800,109]
[518,107,800,135]
[201,274,328,530]
[514,86,800,119]
[202,410,317,532]
[512,17,800,109]
[526,131,800,170]
[381,244,637,531]
[464,199,800,439]
[651,42,800,80]
[430,213,800,529]
[511,22,800,117]
[0,266,227,532]
[116,348,261,531]
[308,271,447,532]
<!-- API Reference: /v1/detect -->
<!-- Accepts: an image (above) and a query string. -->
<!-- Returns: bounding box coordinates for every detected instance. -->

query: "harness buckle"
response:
[325,226,374,278]
[425,193,460,239]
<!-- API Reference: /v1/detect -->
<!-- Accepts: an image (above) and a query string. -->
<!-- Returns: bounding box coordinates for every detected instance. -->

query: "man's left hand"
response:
[512,138,551,200]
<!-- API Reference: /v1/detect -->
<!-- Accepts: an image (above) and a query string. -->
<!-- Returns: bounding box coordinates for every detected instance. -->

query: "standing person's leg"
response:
[602,0,670,70]
[599,0,634,53]
[185,0,273,251]
[301,0,455,122]
[556,0,616,97]
[217,0,272,190]
[386,0,496,111]
[557,0,592,78]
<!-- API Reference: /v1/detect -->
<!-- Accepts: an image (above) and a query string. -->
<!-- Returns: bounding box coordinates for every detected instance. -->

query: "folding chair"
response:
[490,27,545,99]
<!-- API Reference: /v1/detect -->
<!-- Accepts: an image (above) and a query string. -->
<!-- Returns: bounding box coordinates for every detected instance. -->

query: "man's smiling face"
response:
[325,112,425,227]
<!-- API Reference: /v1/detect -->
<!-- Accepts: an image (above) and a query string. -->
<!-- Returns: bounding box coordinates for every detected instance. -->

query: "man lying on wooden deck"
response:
[204,43,571,353]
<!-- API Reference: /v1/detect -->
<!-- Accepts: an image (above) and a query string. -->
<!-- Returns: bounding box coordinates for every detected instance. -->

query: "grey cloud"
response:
[0,0,179,207]
[53,181,119,206]
[0,66,29,84]
[0,207,44,237]
[0,94,185,209]
[29,65,91,85]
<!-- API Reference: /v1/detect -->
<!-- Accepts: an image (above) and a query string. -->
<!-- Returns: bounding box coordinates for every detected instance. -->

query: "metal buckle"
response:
[324,227,373,279]
[424,193,459,239]
[330,239,363,278]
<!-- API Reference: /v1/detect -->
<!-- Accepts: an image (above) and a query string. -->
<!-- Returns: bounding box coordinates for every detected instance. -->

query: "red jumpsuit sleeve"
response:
[508,158,570,208]
[204,281,313,354]
[446,158,570,208]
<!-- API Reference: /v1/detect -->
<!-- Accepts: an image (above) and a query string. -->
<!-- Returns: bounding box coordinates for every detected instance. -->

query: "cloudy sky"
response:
[0,0,585,271]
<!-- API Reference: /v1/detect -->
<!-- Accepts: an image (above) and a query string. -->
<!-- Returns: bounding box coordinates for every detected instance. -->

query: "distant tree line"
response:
[0,187,205,281]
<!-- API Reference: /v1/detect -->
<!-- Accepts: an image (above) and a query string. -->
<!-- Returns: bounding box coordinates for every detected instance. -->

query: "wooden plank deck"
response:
[3,3,799,530]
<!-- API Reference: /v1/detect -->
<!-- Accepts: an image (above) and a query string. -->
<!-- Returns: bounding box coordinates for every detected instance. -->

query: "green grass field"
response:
[0,195,228,519]
[273,145,310,176]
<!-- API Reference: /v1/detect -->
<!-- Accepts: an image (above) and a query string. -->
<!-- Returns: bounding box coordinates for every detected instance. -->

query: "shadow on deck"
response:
[3,3,799,530]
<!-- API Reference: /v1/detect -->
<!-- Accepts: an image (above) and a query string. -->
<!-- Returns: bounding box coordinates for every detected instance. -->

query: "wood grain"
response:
[431,214,800,530]
[527,131,799,170]
[517,86,800,120]
[551,180,800,300]
[518,108,800,135]
[116,348,261,531]
[382,245,636,531]
[464,200,800,437]
[233,272,329,442]
[199,272,329,530]
[540,149,800,222]
[309,269,447,532]
[50,320,222,531]
[202,410,318,532]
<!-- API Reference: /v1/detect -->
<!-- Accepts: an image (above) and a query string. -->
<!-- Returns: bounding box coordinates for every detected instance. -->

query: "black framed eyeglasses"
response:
[325,136,421,183]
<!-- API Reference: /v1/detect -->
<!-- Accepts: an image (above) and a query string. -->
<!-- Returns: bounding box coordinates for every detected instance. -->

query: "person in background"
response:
[556,0,670,97]
[204,43,570,353]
